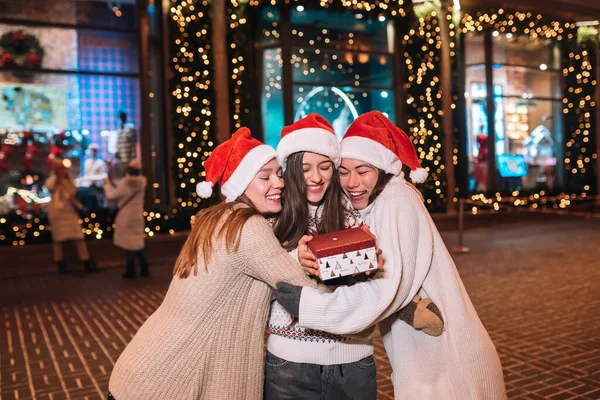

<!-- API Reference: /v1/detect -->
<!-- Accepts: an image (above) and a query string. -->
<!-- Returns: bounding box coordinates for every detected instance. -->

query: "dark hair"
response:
[126,166,141,176]
[367,164,412,204]
[368,169,394,205]
[274,152,346,251]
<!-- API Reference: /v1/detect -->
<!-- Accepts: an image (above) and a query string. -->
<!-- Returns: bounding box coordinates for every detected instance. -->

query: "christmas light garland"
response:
[563,38,597,194]
[403,6,449,212]
[169,0,216,208]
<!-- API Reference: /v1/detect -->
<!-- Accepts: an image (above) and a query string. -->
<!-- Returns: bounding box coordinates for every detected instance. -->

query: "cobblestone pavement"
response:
[1,218,599,400]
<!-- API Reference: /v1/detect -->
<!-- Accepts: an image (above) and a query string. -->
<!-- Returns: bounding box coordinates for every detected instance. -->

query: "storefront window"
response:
[0,4,144,216]
[464,32,563,192]
[260,7,396,146]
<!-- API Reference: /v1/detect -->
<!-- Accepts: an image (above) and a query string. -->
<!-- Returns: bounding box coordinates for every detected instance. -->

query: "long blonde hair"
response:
[173,195,260,279]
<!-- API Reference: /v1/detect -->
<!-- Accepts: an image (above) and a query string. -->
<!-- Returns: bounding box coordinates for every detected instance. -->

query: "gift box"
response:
[308,227,377,281]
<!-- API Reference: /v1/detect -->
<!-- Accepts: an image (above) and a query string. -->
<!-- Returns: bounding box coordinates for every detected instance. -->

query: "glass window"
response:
[292,48,393,87]
[0,72,141,215]
[260,6,280,47]
[0,25,139,74]
[294,86,394,139]
[261,48,284,148]
[290,9,392,53]
[76,0,138,30]
[465,32,485,65]
[464,32,563,192]
[78,30,139,74]
[492,34,558,69]
[491,66,560,99]
[260,7,396,145]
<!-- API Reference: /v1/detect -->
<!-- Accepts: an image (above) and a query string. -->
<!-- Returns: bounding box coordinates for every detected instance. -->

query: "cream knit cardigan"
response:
[298,179,507,399]
[108,214,316,399]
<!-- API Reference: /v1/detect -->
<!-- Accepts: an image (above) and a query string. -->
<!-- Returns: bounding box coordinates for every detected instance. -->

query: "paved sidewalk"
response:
[1,218,599,399]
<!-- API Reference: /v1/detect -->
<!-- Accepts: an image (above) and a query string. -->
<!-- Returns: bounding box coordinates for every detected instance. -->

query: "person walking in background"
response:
[45,158,97,273]
[105,159,148,279]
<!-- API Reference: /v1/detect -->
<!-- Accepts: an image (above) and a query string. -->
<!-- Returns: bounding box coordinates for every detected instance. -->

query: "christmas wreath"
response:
[0,30,44,69]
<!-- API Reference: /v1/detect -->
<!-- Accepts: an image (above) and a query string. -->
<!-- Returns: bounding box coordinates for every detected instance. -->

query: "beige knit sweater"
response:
[108,214,317,399]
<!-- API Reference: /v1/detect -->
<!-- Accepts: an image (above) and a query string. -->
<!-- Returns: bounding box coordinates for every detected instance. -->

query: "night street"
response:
[1,217,599,400]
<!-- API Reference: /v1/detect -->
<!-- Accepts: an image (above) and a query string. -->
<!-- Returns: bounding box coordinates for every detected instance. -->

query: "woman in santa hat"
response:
[108,128,318,400]
[265,113,444,400]
[274,111,506,399]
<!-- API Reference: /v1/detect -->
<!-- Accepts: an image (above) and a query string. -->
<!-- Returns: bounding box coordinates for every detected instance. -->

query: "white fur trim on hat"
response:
[221,145,277,203]
[276,128,340,170]
[340,136,402,176]
[409,168,428,183]
[196,181,214,198]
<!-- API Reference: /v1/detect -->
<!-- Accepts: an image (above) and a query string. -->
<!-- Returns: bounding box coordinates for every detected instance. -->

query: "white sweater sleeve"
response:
[297,183,434,335]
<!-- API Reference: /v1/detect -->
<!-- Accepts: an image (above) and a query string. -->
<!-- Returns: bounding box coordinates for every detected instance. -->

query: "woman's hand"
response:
[297,235,320,278]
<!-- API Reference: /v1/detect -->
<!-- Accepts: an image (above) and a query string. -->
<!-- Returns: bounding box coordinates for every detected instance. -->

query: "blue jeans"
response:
[264,352,377,400]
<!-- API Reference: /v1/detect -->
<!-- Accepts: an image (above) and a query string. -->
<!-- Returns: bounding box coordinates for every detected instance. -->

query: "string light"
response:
[171,0,215,207]
[404,7,448,211]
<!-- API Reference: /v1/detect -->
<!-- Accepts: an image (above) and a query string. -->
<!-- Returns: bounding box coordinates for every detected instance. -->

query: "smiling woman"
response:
[244,158,284,215]
[273,114,345,252]
[107,127,317,400]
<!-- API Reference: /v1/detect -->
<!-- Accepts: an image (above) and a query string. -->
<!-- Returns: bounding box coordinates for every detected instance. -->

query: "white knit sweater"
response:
[297,178,507,399]
[267,203,374,365]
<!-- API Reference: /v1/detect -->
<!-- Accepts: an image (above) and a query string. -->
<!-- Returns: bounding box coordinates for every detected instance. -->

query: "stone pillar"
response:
[137,0,154,209]
[440,0,457,214]
[212,0,232,144]
[596,31,600,203]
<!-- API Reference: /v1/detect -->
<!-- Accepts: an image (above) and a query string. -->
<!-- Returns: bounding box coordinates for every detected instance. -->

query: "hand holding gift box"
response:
[307,227,380,281]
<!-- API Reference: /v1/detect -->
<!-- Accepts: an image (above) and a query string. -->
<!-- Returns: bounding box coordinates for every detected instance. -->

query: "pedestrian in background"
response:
[45,158,97,273]
[105,159,148,279]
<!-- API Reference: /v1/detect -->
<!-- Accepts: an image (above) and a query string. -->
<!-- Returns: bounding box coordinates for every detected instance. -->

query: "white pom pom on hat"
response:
[196,181,214,198]
[409,167,428,183]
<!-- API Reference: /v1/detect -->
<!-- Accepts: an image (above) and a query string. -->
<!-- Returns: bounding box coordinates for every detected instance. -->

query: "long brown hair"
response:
[274,152,345,251]
[173,194,260,279]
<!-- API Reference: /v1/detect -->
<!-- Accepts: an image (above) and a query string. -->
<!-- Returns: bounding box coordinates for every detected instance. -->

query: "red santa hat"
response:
[341,111,428,183]
[276,113,340,170]
[196,127,277,202]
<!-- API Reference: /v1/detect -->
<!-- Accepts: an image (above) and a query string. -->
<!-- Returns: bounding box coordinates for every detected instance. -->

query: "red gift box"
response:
[308,227,377,281]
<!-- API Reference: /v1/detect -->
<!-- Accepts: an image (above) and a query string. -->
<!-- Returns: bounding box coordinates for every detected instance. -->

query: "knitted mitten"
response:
[273,282,302,318]
[397,295,444,336]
